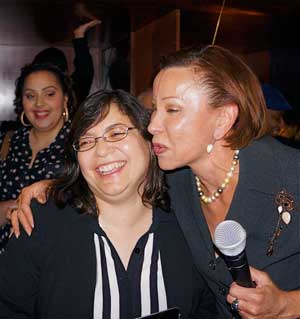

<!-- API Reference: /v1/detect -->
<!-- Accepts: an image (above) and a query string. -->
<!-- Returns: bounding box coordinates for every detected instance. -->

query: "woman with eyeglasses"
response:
[0,90,217,318]
[11,46,300,319]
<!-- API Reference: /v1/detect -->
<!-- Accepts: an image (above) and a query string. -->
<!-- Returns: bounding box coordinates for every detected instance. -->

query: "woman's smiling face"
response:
[22,70,67,132]
[77,103,150,204]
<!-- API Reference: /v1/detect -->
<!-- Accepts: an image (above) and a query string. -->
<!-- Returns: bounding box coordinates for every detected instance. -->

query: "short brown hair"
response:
[160,45,268,149]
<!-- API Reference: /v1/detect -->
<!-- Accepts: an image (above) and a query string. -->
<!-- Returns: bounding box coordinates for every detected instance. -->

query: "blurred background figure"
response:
[262,83,300,149]
[0,62,75,255]
[32,18,100,106]
[0,17,100,138]
[262,83,291,136]
[137,88,153,110]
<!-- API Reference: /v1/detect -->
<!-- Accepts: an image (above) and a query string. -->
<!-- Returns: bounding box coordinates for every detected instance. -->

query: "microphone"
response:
[214,220,255,288]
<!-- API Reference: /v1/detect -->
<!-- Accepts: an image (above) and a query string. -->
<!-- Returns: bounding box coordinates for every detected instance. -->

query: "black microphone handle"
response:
[223,251,256,288]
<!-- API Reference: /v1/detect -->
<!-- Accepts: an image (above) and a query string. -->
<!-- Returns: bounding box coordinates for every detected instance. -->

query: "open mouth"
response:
[34,111,49,119]
[96,161,126,175]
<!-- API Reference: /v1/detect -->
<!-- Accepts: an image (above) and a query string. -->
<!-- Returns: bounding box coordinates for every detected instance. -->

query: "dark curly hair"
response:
[51,89,169,215]
[14,62,76,118]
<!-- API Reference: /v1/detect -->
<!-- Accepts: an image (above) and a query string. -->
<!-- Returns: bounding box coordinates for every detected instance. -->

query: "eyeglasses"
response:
[73,124,137,152]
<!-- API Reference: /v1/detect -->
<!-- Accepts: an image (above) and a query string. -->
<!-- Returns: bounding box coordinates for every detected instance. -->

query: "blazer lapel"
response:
[167,168,216,265]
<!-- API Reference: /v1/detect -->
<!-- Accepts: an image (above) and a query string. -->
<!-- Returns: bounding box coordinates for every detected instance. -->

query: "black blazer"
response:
[166,136,300,318]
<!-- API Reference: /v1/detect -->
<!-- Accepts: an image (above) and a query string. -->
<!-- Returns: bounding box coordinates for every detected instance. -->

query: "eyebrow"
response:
[24,86,58,92]
[82,122,131,137]
[161,95,181,101]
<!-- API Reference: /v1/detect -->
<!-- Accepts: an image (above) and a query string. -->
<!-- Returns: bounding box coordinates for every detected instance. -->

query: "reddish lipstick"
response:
[152,143,167,155]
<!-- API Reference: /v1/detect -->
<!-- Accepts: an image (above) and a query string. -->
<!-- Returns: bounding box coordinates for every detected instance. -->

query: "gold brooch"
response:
[266,190,295,256]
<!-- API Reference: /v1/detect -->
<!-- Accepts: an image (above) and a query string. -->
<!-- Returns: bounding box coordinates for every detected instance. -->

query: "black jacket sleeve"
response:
[0,225,44,317]
[0,201,67,318]
[71,37,94,105]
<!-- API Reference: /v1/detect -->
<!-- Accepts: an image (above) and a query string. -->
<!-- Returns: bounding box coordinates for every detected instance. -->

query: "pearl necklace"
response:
[195,150,240,204]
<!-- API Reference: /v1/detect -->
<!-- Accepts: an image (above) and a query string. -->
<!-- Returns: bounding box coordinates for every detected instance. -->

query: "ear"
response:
[63,95,69,108]
[213,103,239,140]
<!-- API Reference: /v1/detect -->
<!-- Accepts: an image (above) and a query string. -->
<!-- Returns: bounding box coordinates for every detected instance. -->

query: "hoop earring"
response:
[62,107,69,122]
[20,111,31,127]
[206,143,214,154]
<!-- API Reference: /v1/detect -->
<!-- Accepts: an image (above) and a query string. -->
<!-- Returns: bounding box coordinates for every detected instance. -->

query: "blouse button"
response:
[218,286,227,295]
[208,259,216,270]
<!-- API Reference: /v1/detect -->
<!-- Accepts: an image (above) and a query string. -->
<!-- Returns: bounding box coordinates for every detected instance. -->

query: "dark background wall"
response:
[1,0,300,119]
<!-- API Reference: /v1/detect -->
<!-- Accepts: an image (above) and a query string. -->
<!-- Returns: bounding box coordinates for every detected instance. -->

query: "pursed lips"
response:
[152,143,168,155]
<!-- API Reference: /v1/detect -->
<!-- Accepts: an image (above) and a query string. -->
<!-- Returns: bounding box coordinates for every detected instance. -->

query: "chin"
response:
[34,122,60,132]
[157,158,180,171]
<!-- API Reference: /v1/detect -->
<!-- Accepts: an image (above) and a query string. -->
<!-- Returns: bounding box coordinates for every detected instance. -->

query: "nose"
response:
[35,94,44,107]
[94,139,115,157]
[148,110,163,135]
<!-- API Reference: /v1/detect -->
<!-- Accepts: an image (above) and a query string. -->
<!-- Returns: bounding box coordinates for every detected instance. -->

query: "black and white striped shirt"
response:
[0,200,217,319]
[93,230,167,318]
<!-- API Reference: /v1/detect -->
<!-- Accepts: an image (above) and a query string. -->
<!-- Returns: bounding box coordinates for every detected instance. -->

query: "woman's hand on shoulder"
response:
[227,267,300,318]
[8,180,53,237]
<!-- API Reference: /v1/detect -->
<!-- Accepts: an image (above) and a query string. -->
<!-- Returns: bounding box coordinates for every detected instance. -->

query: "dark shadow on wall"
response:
[270,14,300,109]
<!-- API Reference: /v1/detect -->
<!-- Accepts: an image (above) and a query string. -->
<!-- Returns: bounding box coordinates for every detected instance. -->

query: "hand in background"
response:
[73,19,101,39]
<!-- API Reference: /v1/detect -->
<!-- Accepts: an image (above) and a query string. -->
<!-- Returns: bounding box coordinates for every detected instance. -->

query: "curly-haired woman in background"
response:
[0,62,75,254]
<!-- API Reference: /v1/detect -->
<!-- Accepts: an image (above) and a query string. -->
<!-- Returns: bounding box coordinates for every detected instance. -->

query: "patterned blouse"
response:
[0,122,71,254]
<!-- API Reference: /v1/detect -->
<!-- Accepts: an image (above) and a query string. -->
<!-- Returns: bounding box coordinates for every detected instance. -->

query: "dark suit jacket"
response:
[166,136,300,318]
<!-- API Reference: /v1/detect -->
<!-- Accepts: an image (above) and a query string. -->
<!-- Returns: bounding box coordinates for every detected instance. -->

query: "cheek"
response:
[77,153,92,176]
[51,97,65,110]
[170,118,209,160]
[22,99,31,112]
[123,140,150,170]
[166,115,196,143]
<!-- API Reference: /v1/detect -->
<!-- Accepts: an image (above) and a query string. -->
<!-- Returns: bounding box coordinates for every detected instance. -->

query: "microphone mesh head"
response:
[214,220,246,256]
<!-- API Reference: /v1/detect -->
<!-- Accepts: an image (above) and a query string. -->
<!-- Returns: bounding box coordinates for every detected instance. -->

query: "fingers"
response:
[12,180,51,236]
[74,19,101,38]
[79,19,101,34]
[36,192,47,204]
[249,267,271,286]
[18,209,33,236]
[227,274,285,319]
[10,193,35,237]
[8,200,18,210]
[228,292,261,318]
[10,208,33,237]
[84,19,101,29]
[10,210,20,238]
[19,203,34,230]
[17,192,34,229]
[17,188,36,229]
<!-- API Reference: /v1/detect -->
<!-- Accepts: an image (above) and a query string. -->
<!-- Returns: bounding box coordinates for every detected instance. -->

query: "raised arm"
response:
[72,19,101,104]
